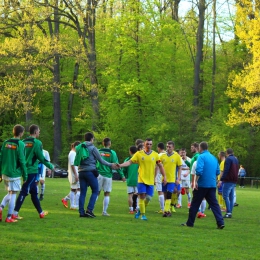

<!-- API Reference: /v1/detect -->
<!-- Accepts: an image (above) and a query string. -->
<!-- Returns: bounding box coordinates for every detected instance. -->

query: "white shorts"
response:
[70,181,80,190]
[155,173,162,191]
[98,175,112,192]
[155,182,162,192]
[127,186,138,194]
[181,180,191,188]
[3,175,21,192]
[40,170,46,181]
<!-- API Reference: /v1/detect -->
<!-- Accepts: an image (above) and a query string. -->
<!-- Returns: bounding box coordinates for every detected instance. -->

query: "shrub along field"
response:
[0,179,259,260]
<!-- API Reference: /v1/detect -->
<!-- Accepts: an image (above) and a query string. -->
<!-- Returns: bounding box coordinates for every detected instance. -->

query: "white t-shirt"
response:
[40,150,50,180]
[68,150,78,184]
[180,157,191,181]
[191,161,197,175]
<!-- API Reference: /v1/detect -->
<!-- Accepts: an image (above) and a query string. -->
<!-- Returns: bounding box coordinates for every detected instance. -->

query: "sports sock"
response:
[159,195,164,210]
[139,199,145,214]
[221,196,226,209]
[8,193,17,215]
[103,196,110,213]
[233,190,236,204]
[41,183,45,195]
[178,194,182,206]
[187,192,191,203]
[132,194,137,210]
[145,195,151,207]
[164,199,171,212]
[201,199,206,213]
[136,198,139,210]
[75,191,80,207]
[65,193,70,201]
[70,191,75,208]
[218,194,221,206]
[129,207,133,211]
[1,193,11,208]
[171,193,177,205]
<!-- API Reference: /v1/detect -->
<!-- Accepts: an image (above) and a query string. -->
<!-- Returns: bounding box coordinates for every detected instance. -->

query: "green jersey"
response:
[97,148,124,178]
[0,138,27,180]
[23,137,53,174]
[123,156,138,187]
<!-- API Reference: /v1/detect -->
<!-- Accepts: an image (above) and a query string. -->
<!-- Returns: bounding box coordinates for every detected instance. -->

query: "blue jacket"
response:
[195,150,220,188]
[221,154,239,183]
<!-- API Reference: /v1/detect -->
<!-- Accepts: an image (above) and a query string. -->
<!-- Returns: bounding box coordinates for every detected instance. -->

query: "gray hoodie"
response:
[78,142,112,172]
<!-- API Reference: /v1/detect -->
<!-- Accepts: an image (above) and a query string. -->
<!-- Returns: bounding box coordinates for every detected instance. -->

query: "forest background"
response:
[0,0,259,176]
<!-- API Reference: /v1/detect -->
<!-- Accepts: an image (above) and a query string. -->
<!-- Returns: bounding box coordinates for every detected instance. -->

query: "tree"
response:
[226,0,260,126]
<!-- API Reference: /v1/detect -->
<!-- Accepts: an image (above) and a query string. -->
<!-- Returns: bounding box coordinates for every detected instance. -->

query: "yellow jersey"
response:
[160,152,182,183]
[131,150,160,185]
[218,160,225,181]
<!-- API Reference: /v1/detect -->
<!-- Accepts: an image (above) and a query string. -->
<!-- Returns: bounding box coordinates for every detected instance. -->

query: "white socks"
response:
[103,196,110,213]
[159,195,164,210]
[1,193,11,208]
[200,199,206,213]
[8,194,17,216]
[41,183,45,195]
[70,191,75,208]
[75,191,80,208]
[178,194,182,206]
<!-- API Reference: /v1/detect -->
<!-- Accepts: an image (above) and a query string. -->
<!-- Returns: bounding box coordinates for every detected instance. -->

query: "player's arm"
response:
[112,151,125,180]
[221,158,231,181]
[176,165,182,184]
[119,160,133,168]
[35,143,54,170]
[93,147,117,169]
[18,141,28,181]
[194,175,200,190]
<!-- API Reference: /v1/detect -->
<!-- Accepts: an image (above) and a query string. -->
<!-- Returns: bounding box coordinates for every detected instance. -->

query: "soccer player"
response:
[178,148,191,208]
[0,125,27,223]
[154,142,166,214]
[185,143,199,188]
[119,138,166,220]
[97,137,126,216]
[217,151,226,211]
[39,149,51,201]
[160,141,182,217]
[67,141,81,209]
[123,146,139,214]
[13,124,54,219]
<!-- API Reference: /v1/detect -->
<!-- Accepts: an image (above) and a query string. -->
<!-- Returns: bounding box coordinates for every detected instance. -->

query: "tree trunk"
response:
[50,0,62,163]
[67,62,79,142]
[210,0,216,116]
[192,0,206,131]
[87,0,99,131]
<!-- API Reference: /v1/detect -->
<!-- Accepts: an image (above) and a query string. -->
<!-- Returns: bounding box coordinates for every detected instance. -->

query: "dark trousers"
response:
[239,177,245,187]
[14,173,42,214]
[79,171,99,215]
[186,187,224,227]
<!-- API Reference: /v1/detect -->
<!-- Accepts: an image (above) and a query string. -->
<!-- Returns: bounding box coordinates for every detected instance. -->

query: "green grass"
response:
[0,179,260,260]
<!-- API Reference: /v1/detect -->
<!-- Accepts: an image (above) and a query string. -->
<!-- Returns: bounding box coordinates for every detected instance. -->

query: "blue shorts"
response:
[176,183,181,192]
[137,183,154,197]
[218,182,223,193]
[162,183,176,193]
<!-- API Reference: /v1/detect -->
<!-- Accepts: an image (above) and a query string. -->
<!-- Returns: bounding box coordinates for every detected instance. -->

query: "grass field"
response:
[0,178,260,260]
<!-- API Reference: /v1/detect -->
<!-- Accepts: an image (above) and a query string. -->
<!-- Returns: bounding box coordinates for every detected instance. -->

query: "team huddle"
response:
[61,134,238,230]
[0,126,239,229]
